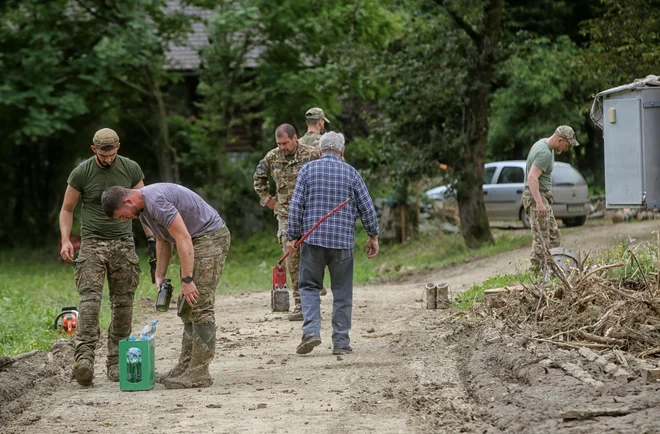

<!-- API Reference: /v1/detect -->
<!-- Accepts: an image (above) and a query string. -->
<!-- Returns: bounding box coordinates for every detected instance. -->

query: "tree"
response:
[488,36,589,160]
[432,0,504,248]
[0,0,192,245]
[0,0,118,244]
[187,0,398,233]
[87,0,193,182]
[580,0,660,87]
[368,10,468,241]
[374,1,503,248]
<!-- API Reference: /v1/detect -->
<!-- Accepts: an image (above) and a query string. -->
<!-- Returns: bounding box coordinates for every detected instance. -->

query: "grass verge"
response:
[453,272,534,310]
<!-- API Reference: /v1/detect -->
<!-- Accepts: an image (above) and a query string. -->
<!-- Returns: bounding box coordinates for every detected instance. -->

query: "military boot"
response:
[162,324,215,389]
[158,323,193,383]
[288,304,303,321]
[106,349,120,382]
[106,364,119,382]
[73,358,94,386]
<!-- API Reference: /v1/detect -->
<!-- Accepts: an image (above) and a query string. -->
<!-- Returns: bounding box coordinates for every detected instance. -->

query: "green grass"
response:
[453,272,534,310]
[0,228,531,357]
[592,237,658,279]
[0,250,160,357]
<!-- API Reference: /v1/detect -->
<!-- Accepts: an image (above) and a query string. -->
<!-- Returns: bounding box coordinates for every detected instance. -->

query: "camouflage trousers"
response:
[74,237,140,369]
[176,226,231,326]
[277,216,301,308]
[522,189,561,270]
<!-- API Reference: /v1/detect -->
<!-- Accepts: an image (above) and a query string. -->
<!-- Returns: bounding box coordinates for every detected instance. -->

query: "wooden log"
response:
[580,330,625,346]
[11,350,40,362]
[558,361,604,387]
[641,368,660,384]
[637,347,660,358]
[484,285,524,298]
[587,211,604,219]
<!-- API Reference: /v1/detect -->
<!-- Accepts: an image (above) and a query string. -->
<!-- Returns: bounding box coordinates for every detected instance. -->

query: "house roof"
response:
[164,1,211,72]
[163,1,263,72]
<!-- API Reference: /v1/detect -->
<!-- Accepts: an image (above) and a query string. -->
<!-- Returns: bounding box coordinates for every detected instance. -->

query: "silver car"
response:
[426,161,591,227]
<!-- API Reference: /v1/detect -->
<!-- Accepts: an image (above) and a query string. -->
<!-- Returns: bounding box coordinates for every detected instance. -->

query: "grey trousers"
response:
[299,242,354,348]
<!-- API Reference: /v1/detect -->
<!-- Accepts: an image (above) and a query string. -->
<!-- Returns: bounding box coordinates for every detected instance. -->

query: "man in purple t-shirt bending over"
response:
[101,183,230,389]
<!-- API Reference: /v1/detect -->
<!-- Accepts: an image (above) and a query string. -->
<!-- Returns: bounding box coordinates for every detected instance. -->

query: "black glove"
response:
[147,236,157,284]
[147,236,157,259]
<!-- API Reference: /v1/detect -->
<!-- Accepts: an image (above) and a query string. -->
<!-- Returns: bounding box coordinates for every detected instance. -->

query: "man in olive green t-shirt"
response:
[522,125,580,272]
[59,128,153,386]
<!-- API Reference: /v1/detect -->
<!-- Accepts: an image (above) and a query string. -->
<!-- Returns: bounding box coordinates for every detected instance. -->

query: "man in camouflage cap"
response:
[59,128,154,386]
[522,125,580,272]
[101,183,231,389]
[254,124,320,320]
[298,107,329,149]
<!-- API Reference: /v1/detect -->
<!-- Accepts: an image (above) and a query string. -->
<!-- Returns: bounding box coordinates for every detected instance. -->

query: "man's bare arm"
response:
[59,186,81,262]
[154,235,173,288]
[167,214,198,306]
[527,165,547,217]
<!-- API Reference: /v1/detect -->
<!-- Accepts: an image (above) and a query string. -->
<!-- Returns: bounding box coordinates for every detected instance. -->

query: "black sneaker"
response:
[332,346,353,355]
[296,335,322,354]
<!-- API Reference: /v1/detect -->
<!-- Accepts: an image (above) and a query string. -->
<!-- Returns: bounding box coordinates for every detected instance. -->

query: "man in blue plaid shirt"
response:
[286,131,380,355]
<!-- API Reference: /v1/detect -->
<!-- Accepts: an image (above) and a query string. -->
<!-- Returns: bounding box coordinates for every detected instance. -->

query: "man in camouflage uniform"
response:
[254,124,320,321]
[59,128,153,386]
[101,183,230,389]
[298,107,329,149]
[523,125,580,272]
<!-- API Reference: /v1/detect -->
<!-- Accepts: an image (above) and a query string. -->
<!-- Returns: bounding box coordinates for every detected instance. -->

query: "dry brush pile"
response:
[474,227,660,359]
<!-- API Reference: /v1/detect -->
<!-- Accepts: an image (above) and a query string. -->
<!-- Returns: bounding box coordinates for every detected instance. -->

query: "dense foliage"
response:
[0,0,656,248]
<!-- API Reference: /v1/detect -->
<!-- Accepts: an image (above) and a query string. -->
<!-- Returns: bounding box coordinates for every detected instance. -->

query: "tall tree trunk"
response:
[457,58,495,248]
[441,0,504,248]
[146,65,179,183]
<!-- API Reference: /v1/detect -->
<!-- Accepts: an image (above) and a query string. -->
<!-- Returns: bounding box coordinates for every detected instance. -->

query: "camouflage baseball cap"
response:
[93,128,120,150]
[305,107,330,123]
[555,125,579,147]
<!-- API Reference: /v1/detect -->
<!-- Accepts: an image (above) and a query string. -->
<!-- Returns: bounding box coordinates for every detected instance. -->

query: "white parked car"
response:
[425,161,591,227]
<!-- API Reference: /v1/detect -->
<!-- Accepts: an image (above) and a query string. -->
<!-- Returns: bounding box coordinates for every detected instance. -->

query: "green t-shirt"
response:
[525,139,554,192]
[67,155,144,239]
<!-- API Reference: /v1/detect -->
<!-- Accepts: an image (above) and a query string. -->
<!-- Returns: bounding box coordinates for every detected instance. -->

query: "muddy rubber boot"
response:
[158,323,193,383]
[162,324,215,389]
[73,359,94,386]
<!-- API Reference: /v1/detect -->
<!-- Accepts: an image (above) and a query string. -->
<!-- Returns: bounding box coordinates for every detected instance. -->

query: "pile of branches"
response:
[478,224,660,357]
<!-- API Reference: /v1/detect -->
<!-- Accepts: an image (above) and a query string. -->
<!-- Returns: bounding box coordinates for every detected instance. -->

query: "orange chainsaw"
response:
[54,306,79,335]
[271,198,351,312]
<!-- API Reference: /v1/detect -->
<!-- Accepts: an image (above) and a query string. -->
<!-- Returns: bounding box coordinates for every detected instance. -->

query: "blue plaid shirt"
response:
[287,154,379,249]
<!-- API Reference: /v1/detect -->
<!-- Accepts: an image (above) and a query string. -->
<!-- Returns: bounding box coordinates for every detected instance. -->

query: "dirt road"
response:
[2,220,659,433]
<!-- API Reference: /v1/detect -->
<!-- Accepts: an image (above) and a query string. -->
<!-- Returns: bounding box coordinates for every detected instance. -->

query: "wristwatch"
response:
[181,276,193,284]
